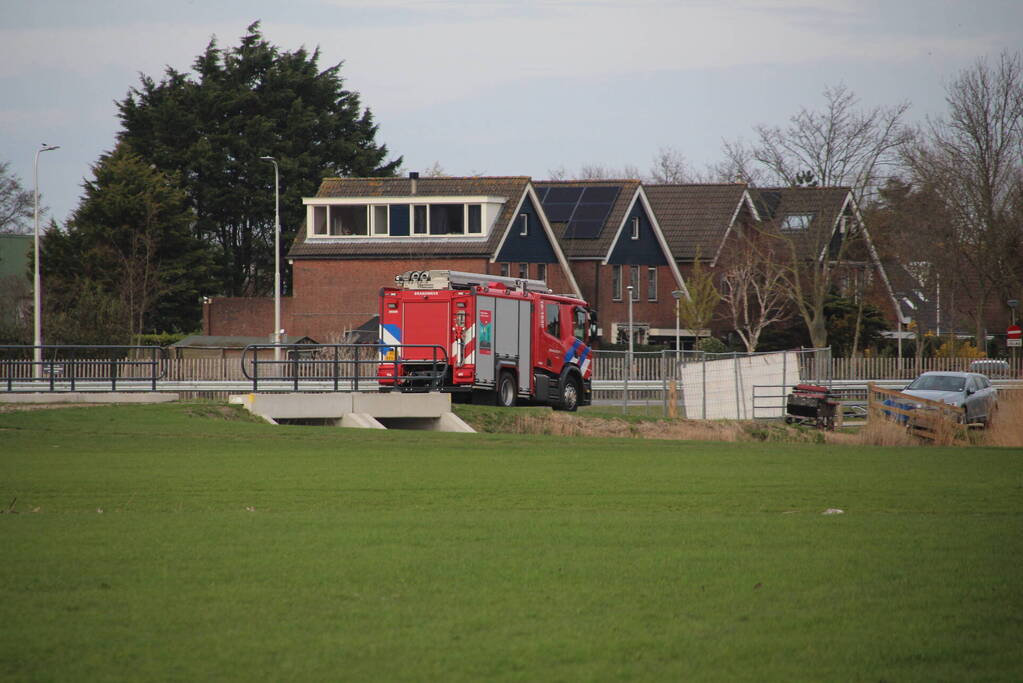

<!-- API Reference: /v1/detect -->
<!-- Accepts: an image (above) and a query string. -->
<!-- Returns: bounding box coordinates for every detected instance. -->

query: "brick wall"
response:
[203,297,294,339]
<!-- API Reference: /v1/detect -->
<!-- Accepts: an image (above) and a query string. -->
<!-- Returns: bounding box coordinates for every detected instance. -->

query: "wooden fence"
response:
[866,383,965,441]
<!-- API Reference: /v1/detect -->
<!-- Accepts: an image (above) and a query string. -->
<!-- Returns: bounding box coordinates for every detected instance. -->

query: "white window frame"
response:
[630,266,640,301]
[303,196,503,239]
[647,266,657,301]
[519,262,529,279]
[372,205,389,236]
[612,265,622,301]
[537,263,547,282]
[631,216,640,240]
[500,262,510,277]
[519,213,529,236]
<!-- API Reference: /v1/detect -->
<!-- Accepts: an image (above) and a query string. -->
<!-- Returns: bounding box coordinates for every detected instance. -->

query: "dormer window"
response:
[781,213,814,232]
[305,198,497,239]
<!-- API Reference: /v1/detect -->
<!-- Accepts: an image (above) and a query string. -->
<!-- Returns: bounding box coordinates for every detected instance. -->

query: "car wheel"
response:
[496,372,516,407]
[555,376,580,412]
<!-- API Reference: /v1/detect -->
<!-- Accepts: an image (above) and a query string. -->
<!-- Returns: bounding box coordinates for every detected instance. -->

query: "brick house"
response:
[203,173,905,353]
[646,183,902,346]
[534,180,686,345]
[749,186,902,320]
[644,183,760,345]
[204,175,581,343]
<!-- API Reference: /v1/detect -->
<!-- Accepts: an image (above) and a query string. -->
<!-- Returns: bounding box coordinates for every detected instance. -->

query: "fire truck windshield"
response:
[573,307,588,341]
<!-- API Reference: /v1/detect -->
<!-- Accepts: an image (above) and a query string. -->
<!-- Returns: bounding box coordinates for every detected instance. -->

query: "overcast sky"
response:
[3,0,1022,226]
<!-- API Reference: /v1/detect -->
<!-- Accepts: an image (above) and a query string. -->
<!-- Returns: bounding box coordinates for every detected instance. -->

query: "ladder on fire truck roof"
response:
[394,270,552,294]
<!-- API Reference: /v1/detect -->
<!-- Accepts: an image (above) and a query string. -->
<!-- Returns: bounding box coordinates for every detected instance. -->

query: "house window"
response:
[647,267,657,301]
[308,200,493,239]
[413,205,428,235]
[468,205,482,234]
[780,213,813,232]
[313,206,327,235]
[631,216,640,240]
[537,263,547,282]
[372,205,389,235]
[612,265,622,301]
[429,204,465,234]
[500,262,510,277]
[519,213,529,236]
[630,266,640,301]
[519,263,529,279]
[331,205,368,235]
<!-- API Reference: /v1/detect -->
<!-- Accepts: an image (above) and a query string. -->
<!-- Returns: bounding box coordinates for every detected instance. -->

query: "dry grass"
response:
[504,412,828,443]
[984,390,1023,447]
[827,419,922,447]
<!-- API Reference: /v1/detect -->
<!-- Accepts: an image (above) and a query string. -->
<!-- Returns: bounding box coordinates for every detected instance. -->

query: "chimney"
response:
[409,171,419,195]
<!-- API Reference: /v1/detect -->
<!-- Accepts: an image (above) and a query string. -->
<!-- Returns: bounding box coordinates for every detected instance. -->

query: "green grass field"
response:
[1,403,1021,681]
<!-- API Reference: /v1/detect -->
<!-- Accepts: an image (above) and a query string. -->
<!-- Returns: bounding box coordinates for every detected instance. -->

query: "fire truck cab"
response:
[379,270,595,410]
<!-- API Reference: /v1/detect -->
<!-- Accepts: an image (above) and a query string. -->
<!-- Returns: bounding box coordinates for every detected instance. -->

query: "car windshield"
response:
[906,375,966,392]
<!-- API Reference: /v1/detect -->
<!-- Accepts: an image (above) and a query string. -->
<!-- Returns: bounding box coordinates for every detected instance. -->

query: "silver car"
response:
[902,371,998,425]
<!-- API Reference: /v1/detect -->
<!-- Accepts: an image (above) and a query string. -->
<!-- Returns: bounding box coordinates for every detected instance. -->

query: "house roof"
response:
[287,176,531,260]
[643,184,751,262]
[748,186,855,261]
[533,180,642,259]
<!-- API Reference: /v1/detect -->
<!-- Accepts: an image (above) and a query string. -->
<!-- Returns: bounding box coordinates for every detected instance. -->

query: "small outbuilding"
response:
[168,335,317,359]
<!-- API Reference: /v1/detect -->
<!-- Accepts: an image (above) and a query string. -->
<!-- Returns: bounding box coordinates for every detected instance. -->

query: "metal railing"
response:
[0,345,166,392]
[241,343,449,392]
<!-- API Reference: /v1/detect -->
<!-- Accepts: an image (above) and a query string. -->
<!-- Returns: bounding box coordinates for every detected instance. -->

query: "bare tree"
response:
[676,258,720,337]
[544,162,643,181]
[718,240,789,352]
[0,161,34,234]
[649,146,693,183]
[902,51,1023,343]
[423,161,449,178]
[724,84,912,203]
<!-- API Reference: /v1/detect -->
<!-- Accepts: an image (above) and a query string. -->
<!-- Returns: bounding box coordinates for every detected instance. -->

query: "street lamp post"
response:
[624,285,634,415]
[671,289,684,361]
[34,143,59,377]
[260,156,282,362]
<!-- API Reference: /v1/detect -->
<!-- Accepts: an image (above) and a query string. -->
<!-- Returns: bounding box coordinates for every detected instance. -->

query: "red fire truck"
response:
[378,270,595,410]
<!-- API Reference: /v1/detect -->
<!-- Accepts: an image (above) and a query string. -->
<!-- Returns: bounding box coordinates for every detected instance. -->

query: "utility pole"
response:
[33,143,59,378]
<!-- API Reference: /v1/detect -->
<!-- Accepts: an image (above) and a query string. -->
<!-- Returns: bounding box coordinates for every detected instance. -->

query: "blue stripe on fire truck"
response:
[563,339,581,363]
[564,339,590,366]
[380,323,401,359]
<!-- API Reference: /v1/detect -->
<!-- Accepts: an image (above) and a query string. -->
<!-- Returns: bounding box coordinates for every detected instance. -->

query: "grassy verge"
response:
[1,402,1021,681]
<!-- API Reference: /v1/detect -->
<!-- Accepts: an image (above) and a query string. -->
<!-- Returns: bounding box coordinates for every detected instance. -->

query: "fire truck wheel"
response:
[556,376,580,412]
[496,372,517,407]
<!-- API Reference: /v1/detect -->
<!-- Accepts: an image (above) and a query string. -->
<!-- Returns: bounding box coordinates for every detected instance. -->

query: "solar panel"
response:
[544,186,585,203]
[571,202,612,221]
[544,203,576,222]
[536,186,550,202]
[581,186,620,203]
[563,220,603,239]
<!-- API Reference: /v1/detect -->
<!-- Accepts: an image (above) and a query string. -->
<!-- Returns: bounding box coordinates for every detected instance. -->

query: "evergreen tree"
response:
[41,143,210,338]
[117,21,401,297]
